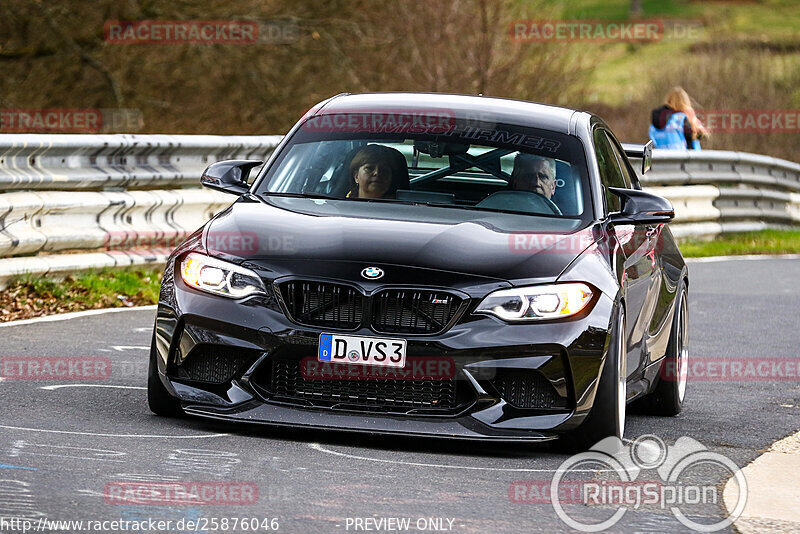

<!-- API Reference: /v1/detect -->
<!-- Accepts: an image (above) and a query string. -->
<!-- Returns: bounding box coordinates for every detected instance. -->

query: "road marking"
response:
[0,480,45,520]
[40,384,146,391]
[0,305,157,328]
[111,473,182,482]
[686,254,800,263]
[167,449,241,477]
[308,443,608,472]
[10,441,127,463]
[0,425,229,439]
[77,473,183,498]
[111,346,149,351]
[0,464,38,471]
[623,436,662,456]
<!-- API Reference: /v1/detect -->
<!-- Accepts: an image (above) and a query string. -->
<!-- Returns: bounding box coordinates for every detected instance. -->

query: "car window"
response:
[603,131,637,190]
[256,113,592,220]
[593,128,627,213]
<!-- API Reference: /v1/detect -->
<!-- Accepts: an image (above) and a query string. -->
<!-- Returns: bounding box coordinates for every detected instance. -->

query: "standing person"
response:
[649,86,709,150]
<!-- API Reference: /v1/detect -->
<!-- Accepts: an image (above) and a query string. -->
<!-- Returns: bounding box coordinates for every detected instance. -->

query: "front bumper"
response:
[183,401,561,442]
[154,261,616,441]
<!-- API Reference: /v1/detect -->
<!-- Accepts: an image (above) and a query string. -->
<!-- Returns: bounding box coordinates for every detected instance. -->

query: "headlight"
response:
[180,253,266,299]
[475,283,593,322]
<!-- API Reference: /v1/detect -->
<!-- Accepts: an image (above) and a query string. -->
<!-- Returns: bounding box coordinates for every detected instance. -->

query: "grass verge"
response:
[0,267,162,323]
[679,229,800,258]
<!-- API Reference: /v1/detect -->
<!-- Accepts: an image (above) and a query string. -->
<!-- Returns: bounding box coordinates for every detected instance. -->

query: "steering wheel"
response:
[476,190,562,215]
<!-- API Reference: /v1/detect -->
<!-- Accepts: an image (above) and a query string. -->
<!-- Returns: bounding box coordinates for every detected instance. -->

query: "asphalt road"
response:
[1,257,799,534]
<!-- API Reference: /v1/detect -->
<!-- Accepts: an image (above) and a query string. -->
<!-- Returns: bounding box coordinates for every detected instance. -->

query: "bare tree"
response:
[630,0,643,18]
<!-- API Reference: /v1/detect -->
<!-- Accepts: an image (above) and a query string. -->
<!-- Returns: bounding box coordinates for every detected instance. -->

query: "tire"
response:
[638,285,688,416]
[147,333,184,417]
[561,305,627,452]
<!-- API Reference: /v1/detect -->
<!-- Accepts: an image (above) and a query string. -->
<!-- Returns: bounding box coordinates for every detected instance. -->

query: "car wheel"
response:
[638,285,688,416]
[562,305,626,452]
[147,333,184,417]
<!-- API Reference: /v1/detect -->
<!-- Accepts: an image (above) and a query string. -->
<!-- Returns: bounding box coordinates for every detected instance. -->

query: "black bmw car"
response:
[148,93,689,450]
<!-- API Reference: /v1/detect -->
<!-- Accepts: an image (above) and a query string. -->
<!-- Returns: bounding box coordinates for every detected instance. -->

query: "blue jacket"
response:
[649,106,701,150]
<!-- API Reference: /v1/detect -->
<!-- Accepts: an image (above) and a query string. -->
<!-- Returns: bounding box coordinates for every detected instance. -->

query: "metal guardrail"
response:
[0,134,282,190]
[0,188,234,285]
[641,149,800,191]
[635,149,800,238]
[0,134,284,285]
[0,135,798,287]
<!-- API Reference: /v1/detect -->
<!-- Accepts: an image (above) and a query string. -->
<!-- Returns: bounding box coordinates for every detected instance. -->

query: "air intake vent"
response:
[490,369,563,409]
[252,354,476,414]
[174,345,256,384]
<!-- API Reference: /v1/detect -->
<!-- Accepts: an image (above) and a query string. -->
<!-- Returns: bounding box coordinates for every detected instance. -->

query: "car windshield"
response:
[255,112,590,219]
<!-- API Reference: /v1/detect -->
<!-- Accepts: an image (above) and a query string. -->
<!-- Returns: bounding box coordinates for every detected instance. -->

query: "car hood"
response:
[202,198,598,284]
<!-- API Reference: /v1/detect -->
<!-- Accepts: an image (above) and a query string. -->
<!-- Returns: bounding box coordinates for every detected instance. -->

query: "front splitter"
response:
[183,401,559,443]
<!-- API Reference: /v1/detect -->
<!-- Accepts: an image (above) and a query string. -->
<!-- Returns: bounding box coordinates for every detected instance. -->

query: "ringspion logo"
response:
[543,435,747,532]
[509,479,664,504]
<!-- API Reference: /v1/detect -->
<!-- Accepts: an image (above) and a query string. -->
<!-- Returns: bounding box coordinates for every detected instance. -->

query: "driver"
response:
[510,154,557,200]
[347,145,401,199]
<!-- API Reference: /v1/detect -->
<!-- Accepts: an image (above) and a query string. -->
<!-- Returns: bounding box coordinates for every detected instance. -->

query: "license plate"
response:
[318,333,407,367]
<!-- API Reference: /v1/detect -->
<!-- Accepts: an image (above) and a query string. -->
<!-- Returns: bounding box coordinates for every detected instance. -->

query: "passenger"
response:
[649,86,709,150]
[510,154,557,200]
[347,145,402,199]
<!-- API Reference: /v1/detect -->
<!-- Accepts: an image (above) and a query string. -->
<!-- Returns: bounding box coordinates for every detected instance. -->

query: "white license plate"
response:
[318,333,407,367]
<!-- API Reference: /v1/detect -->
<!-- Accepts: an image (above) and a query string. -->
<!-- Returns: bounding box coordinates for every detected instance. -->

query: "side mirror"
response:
[608,187,674,224]
[621,140,653,175]
[200,160,263,196]
[641,142,653,175]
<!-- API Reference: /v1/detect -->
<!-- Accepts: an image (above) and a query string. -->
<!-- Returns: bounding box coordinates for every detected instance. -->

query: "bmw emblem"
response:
[361,267,384,280]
